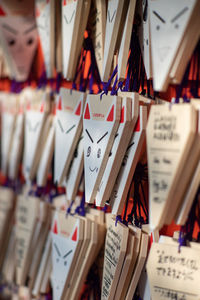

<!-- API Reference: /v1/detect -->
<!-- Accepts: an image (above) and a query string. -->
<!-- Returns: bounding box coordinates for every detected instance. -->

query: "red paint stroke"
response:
[71,227,77,241]
[36,7,40,17]
[57,96,62,110]
[26,101,31,111]
[75,101,81,116]
[134,117,140,132]
[0,6,5,16]
[40,102,44,113]
[53,221,58,234]
[84,103,90,119]
[120,106,124,123]
[107,105,114,122]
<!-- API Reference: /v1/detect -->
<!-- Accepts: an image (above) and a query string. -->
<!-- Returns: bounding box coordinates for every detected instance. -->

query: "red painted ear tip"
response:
[120,106,124,123]
[71,227,77,241]
[107,105,114,122]
[26,102,31,111]
[84,103,90,119]
[57,97,62,110]
[19,106,23,114]
[0,6,5,16]
[36,7,40,17]
[75,101,81,116]
[40,102,44,113]
[52,221,58,234]
[134,117,140,132]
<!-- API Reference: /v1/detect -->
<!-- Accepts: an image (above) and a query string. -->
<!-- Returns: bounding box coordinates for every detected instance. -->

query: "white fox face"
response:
[51,233,76,300]
[149,0,196,90]
[83,95,120,203]
[54,92,84,184]
[0,16,38,80]
[36,0,51,76]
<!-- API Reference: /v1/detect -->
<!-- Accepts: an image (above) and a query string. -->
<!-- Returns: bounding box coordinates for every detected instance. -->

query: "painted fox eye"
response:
[27,37,34,46]
[87,146,91,157]
[97,148,101,158]
[8,39,15,46]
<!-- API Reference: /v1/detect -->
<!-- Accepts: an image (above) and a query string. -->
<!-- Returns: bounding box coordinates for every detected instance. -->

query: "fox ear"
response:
[57,96,62,110]
[120,106,124,123]
[52,220,58,234]
[40,102,44,113]
[84,103,91,119]
[26,100,31,111]
[0,6,5,16]
[19,104,24,114]
[135,117,140,132]
[75,101,81,116]
[106,105,114,122]
[36,7,40,17]
[71,227,77,241]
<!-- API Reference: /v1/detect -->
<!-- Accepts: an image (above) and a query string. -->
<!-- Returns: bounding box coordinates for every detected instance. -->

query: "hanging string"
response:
[191,40,200,98]
[37,65,47,89]
[126,162,148,227]
[84,36,102,94]
[100,65,118,99]
[55,72,62,94]
[73,193,86,217]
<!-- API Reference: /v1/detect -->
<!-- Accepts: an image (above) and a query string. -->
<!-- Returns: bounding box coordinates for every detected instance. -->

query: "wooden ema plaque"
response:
[35,0,55,78]
[51,211,84,300]
[175,108,200,225]
[54,88,85,185]
[27,202,51,290]
[95,96,132,207]
[0,16,38,81]
[0,187,15,269]
[110,105,147,215]
[2,226,15,284]
[64,216,92,299]
[65,131,84,201]
[70,0,91,80]
[114,229,135,300]
[170,0,200,84]
[147,242,200,300]
[1,95,17,175]
[62,0,83,80]
[32,233,52,297]
[120,225,142,299]
[149,0,198,91]
[68,219,100,300]
[101,217,129,300]
[95,92,139,207]
[23,90,50,182]
[102,0,125,81]
[125,232,149,300]
[15,194,40,285]
[37,115,55,187]
[118,0,137,80]
[164,108,200,225]
[90,0,106,79]
[8,98,24,180]
[147,103,196,230]
[83,94,121,203]
[137,0,152,79]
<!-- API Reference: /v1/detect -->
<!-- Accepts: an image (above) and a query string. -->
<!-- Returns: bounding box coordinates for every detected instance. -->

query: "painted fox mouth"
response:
[89,166,98,173]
